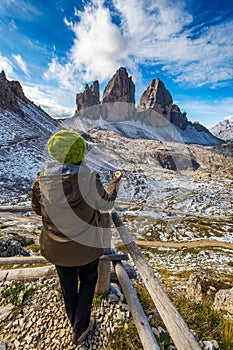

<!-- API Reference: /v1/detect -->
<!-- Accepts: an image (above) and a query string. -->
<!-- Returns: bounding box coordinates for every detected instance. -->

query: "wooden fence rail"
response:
[0,205,31,212]
[114,260,160,350]
[0,256,47,266]
[111,210,202,350]
[0,265,56,281]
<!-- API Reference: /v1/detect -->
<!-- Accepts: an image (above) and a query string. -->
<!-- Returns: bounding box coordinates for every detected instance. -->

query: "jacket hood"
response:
[43,161,90,176]
[39,161,95,206]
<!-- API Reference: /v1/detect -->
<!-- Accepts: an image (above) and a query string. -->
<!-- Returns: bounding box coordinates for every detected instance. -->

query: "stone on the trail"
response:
[0,341,6,350]
[0,304,14,322]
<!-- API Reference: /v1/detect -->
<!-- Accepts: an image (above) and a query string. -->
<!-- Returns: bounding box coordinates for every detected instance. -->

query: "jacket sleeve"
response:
[94,174,120,211]
[30,177,42,216]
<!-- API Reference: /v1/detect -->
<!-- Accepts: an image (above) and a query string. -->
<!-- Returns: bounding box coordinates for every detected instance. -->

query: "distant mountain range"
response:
[0,68,231,198]
[210,116,233,142]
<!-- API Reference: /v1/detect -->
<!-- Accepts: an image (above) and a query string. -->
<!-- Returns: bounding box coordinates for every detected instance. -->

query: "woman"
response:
[31,129,122,346]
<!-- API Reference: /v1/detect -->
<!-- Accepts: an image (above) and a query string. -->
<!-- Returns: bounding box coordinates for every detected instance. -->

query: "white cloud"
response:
[44,57,79,92]
[0,54,15,78]
[12,54,30,76]
[23,84,75,119]
[162,21,233,86]
[114,0,192,43]
[43,0,233,93]
[70,1,128,82]
[45,0,128,88]
[113,0,233,86]
[0,0,41,19]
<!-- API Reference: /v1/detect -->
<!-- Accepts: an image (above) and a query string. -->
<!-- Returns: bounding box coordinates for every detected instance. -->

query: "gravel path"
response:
[0,277,131,350]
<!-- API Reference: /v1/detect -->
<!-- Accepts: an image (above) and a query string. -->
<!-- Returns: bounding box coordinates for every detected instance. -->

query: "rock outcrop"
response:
[213,288,233,314]
[101,67,135,104]
[74,67,221,144]
[170,104,187,130]
[0,71,27,116]
[186,272,233,315]
[136,80,189,130]
[75,81,100,112]
[0,235,31,257]
[136,78,173,119]
[186,272,214,302]
[75,67,135,121]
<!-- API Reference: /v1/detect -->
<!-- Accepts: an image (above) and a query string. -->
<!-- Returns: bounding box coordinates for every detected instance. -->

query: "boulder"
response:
[0,304,14,322]
[0,237,30,257]
[213,287,233,314]
[0,341,6,350]
[201,340,219,350]
[186,272,216,302]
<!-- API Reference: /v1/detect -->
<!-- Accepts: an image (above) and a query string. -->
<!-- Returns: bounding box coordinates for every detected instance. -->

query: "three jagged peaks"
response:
[75,66,188,130]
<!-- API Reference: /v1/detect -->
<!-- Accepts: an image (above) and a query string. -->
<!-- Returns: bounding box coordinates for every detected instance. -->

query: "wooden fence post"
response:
[95,213,112,295]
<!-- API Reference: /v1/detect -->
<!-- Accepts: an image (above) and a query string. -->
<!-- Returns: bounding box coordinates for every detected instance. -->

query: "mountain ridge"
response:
[0,69,231,198]
[0,71,58,196]
[74,67,222,146]
[210,116,233,141]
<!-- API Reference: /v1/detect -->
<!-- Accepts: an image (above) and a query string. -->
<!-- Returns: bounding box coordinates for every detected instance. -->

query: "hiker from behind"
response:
[31,130,122,346]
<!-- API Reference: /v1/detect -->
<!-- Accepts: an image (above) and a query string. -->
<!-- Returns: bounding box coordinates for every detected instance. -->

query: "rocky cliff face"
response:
[137,78,172,118]
[170,104,187,130]
[0,71,58,197]
[75,67,135,121]
[102,67,135,104]
[137,79,189,130]
[75,81,100,112]
[210,116,233,141]
[75,67,135,112]
[75,69,190,130]
[73,67,221,145]
[0,71,27,116]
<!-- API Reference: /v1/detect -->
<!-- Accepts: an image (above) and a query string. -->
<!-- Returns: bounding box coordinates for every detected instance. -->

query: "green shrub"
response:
[0,281,34,306]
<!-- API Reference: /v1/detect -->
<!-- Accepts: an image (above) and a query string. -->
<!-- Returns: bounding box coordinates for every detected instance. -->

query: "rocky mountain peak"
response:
[136,78,189,130]
[136,78,173,117]
[101,66,135,104]
[0,71,28,116]
[0,70,7,81]
[210,116,233,141]
[75,80,100,112]
[74,67,221,142]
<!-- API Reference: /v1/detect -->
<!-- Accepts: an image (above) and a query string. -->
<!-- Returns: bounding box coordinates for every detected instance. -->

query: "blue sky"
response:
[0,0,232,128]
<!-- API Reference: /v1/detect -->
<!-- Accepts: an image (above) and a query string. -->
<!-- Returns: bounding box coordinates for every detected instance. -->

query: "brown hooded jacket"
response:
[31,162,120,266]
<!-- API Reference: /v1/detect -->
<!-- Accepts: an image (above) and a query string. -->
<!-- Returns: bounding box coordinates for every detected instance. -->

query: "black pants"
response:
[55,258,99,336]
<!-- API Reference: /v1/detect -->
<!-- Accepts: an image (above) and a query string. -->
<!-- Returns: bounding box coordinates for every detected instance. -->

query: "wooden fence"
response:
[111,211,201,350]
[0,207,202,350]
